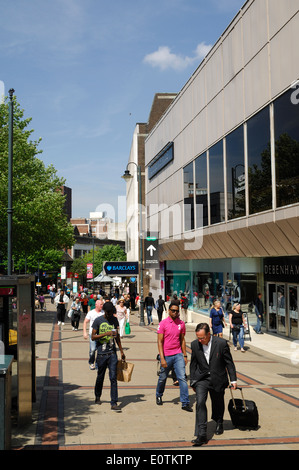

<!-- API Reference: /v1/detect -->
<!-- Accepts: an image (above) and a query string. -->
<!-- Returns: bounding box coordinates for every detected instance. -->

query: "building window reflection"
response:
[183,162,194,231]
[226,126,245,220]
[209,141,225,225]
[195,153,208,228]
[274,89,299,208]
[247,106,272,215]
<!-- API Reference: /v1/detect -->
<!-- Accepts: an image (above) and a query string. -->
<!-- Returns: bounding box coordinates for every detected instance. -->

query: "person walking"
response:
[39,293,45,312]
[83,299,104,370]
[145,292,155,325]
[209,300,226,337]
[190,323,237,446]
[116,299,128,338]
[253,293,264,334]
[156,295,167,323]
[80,293,89,316]
[92,301,125,411]
[70,297,81,330]
[180,293,188,323]
[55,288,69,326]
[229,303,245,352]
[156,301,192,412]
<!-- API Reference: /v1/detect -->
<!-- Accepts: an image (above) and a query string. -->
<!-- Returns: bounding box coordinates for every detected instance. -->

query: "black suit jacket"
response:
[190,336,237,393]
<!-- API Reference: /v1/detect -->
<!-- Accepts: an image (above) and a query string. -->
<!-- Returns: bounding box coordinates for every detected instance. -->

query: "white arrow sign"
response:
[147,245,157,257]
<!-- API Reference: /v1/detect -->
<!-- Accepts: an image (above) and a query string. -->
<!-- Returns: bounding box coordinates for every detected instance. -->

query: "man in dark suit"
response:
[190,323,237,446]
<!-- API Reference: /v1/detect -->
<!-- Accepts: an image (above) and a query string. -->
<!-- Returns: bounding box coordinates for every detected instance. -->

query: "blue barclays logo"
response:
[104,262,139,275]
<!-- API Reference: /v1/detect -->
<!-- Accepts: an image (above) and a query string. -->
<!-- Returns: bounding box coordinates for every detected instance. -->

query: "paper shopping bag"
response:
[117,360,134,382]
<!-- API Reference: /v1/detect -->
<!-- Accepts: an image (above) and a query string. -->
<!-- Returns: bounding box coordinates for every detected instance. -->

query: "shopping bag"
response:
[117,360,134,382]
[125,322,131,335]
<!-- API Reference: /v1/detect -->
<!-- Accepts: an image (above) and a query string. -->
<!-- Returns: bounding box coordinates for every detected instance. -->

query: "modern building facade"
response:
[144,0,299,338]
[125,93,177,296]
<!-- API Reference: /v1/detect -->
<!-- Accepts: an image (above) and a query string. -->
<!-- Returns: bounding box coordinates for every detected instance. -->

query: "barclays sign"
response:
[103,261,139,276]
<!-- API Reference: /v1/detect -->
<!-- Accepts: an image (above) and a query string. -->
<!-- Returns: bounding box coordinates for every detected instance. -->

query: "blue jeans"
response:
[89,335,97,365]
[254,308,263,333]
[232,325,244,348]
[146,306,153,324]
[156,353,190,407]
[95,352,118,405]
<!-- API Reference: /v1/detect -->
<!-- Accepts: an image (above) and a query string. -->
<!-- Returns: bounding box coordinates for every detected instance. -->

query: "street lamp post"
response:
[7,88,15,276]
[122,163,145,326]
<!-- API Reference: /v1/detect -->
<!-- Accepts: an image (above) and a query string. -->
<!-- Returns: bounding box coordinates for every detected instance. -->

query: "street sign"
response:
[145,237,159,268]
[103,261,139,276]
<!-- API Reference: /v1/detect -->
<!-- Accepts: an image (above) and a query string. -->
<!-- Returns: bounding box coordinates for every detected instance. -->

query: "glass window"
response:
[195,153,208,228]
[183,162,194,231]
[209,141,225,224]
[247,106,272,215]
[226,126,246,220]
[274,89,299,207]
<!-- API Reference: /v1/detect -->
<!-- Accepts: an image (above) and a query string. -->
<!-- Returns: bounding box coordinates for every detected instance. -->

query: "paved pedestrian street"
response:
[11,297,299,452]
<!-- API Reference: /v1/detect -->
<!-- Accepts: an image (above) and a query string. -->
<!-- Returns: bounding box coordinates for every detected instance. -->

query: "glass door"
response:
[267,283,277,332]
[277,284,287,336]
[289,286,299,339]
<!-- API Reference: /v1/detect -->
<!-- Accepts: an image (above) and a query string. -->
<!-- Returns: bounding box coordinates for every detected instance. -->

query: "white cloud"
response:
[143,42,212,71]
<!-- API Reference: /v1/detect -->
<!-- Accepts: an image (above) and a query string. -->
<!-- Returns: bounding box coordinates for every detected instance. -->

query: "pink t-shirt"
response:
[157,316,186,356]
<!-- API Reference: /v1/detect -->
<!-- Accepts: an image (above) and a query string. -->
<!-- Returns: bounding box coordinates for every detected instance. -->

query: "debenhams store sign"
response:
[264,257,299,283]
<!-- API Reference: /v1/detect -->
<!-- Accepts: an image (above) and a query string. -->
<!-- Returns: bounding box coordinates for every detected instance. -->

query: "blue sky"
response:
[0,0,244,221]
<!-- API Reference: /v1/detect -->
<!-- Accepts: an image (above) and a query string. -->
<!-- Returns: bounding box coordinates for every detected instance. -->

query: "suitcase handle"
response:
[229,385,247,411]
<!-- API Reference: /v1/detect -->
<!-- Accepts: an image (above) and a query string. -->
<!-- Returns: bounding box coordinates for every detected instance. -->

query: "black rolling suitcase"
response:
[228,386,259,429]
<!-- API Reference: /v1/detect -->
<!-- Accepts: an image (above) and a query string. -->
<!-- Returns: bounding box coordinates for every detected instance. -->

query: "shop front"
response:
[264,257,299,339]
[165,258,263,326]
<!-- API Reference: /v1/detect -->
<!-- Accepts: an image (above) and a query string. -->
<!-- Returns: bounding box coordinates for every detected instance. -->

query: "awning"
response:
[87,271,114,283]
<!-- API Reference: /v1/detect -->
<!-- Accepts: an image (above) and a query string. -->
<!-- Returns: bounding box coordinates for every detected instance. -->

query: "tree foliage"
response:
[70,244,126,282]
[0,96,74,271]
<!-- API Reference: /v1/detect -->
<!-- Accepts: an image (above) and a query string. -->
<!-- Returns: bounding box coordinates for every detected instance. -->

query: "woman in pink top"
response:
[116,299,128,338]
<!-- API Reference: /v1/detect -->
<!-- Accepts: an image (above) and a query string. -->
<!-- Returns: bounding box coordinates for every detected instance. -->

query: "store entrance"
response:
[267,283,299,338]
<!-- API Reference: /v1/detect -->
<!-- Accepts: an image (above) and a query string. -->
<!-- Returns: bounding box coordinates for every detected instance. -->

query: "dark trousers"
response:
[95,352,118,405]
[57,307,65,323]
[194,377,225,437]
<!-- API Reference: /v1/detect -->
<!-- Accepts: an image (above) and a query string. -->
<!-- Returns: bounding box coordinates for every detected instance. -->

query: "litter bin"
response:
[0,355,14,450]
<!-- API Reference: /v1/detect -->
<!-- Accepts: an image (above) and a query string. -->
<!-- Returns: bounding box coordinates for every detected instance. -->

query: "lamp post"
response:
[7,88,15,276]
[122,163,145,326]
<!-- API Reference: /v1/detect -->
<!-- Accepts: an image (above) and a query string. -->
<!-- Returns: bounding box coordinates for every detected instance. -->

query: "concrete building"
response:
[124,93,177,295]
[144,0,299,338]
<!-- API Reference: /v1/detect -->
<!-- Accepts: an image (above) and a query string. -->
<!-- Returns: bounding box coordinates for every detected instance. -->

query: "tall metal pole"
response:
[137,165,145,326]
[7,88,14,276]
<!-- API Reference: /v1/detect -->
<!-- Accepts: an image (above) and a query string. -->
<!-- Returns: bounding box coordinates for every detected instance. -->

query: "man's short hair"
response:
[195,323,210,334]
[103,301,116,314]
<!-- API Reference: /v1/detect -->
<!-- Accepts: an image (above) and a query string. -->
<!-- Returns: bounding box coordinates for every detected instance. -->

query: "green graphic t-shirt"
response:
[92,315,119,355]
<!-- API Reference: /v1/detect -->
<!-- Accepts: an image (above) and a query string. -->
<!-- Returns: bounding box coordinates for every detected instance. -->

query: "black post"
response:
[7,89,14,276]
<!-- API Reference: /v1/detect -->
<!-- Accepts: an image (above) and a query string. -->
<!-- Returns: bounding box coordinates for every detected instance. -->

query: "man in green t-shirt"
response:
[92,301,125,411]
[88,294,96,311]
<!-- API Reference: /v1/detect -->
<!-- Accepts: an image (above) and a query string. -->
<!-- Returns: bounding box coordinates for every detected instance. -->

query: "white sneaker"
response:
[58,321,61,325]
[62,322,65,326]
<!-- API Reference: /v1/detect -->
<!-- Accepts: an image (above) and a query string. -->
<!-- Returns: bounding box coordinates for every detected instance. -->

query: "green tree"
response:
[70,244,126,282]
[0,96,74,271]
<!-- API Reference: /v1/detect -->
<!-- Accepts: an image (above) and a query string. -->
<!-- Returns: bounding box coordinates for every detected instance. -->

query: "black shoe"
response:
[215,422,224,435]
[95,397,101,405]
[156,396,163,406]
[192,436,208,446]
[182,404,193,412]
[111,404,122,412]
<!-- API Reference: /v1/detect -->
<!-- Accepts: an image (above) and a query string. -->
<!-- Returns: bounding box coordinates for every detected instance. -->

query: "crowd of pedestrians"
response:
[38,283,264,445]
